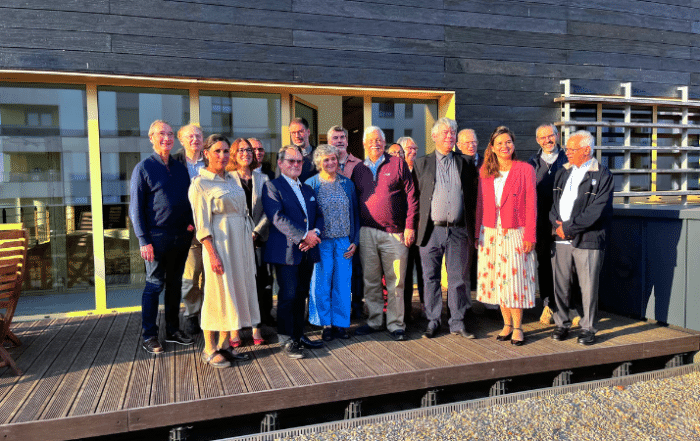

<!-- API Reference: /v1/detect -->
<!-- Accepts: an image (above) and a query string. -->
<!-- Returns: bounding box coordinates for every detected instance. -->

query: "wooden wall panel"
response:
[0,0,699,142]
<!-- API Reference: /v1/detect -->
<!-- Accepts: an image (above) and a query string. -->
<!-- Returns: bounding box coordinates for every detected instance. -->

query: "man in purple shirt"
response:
[352,126,418,341]
[129,120,194,354]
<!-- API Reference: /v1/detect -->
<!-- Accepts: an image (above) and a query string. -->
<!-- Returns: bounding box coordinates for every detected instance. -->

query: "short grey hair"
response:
[396,136,415,148]
[277,144,302,161]
[177,123,202,143]
[536,123,559,137]
[431,117,458,137]
[312,144,339,169]
[569,130,595,153]
[327,125,348,138]
[457,128,477,142]
[148,120,171,138]
[363,126,385,143]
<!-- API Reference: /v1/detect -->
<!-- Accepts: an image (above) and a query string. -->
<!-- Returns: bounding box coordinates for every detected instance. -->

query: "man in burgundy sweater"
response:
[351,126,418,341]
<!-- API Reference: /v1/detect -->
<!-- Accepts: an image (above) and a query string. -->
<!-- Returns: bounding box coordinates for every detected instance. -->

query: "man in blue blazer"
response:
[263,145,324,359]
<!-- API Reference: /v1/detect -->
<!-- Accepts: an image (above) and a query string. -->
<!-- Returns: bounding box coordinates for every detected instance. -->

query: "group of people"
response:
[129,115,614,367]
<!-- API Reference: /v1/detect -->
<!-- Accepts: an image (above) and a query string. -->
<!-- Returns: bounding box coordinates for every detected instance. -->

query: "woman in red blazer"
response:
[475,126,537,346]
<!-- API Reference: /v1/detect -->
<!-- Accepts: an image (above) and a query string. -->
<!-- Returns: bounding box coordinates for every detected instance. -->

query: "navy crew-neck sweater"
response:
[129,152,193,247]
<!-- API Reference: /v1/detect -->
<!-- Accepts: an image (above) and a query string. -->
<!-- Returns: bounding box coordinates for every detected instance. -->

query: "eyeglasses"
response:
[253,148,265,152]
[237,149,253,154]
[565,146,586,153]
[285,158,303,165]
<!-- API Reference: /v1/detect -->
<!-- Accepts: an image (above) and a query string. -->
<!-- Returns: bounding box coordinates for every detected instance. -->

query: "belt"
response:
[433,220,465,228]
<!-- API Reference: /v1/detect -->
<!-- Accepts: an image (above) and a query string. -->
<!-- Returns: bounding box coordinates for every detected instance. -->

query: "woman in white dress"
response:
[475,126,537,346]
[189,134,258,368]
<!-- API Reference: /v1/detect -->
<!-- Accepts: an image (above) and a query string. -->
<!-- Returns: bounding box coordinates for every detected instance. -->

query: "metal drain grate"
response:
[220,363,700,441]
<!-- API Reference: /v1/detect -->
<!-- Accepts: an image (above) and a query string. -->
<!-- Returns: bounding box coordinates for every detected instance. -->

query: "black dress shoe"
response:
[219,346,250,361]
[390,329,407,341]
[142,337,164,354]
[354,324,379,336]
[322,327,334,341]
[577,330,596,345]
[283,340,305,359]
[551,327,569,341]
[165,330,194,345]
[333,327,350,339]
[422,327,437,339]
[452,329,476,339]
[511,327,525,346]
[300,335,323,349]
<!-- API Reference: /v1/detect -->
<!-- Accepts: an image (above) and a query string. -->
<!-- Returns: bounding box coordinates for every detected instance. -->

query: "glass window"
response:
[199,91,281,161]
[0,84,91,296]
[372,99,438,157]
[98,87,189,308]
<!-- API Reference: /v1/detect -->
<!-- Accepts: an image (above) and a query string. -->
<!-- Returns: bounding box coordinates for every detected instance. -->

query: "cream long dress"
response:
[189,169,259,331]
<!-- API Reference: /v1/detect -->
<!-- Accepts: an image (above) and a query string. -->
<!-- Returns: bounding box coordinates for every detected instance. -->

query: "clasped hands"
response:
[299,230,321,252]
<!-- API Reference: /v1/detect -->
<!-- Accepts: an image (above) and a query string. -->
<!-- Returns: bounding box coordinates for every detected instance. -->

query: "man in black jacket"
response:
[414,118,477,339]
[549,130,614,346]
[527,124,568,324]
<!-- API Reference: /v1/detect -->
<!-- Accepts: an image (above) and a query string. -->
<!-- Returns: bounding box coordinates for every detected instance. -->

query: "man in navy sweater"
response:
[129,120,194,354]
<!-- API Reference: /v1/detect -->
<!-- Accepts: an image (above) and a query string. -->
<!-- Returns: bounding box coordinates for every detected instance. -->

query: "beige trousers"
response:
[359,227,409,332]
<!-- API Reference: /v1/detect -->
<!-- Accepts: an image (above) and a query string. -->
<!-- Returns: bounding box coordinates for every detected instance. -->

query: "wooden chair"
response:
[0,225,29,375]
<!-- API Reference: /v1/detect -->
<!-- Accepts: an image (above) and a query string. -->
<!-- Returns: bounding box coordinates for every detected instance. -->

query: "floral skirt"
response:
[476,225,537,309]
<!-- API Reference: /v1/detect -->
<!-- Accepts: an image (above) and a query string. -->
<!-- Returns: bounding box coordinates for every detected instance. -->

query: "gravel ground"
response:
[286,371,700,441]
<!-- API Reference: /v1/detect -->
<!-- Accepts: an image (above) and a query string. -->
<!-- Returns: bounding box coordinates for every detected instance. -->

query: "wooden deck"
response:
[0,308,698,441]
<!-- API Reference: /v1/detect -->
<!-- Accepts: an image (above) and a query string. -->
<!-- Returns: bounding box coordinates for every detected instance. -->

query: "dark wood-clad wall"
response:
[1,0,699,150]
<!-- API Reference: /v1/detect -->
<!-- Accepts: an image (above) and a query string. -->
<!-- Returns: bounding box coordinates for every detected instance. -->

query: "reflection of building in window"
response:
[116,93,140,136]
[0,105,59,136]
[378,101,394,118]
[404,104,413,119]
[7,152,61,182]
[382,129,394,144]
[210,96,233,134]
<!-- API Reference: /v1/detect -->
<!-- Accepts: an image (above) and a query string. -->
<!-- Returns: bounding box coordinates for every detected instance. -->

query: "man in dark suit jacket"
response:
[414,118,478,339]
[457,128,483,169]
[263,145,324,359]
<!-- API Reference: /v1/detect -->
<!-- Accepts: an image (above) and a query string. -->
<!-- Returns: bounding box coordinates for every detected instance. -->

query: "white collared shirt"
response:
[282,173,309,231]
[559,158,594,223]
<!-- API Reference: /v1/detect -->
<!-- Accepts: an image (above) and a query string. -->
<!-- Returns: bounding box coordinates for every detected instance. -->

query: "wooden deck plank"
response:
[11,316,97,423]
[245,343,293,390]
[349,332,413,373]
[307,337,358,381]
[326,336,385,377]
[172,326,200,403]
[150,311,175,407]
[95,312,142,413]
[69,313,131,417]
[0,317,84,424]
[119,310,155,410]
[39,315,117,421]
[290,332,338,384]
[217,344,250,396]
[372,331,448,369]
[268,342,315,387]
[191,334,227,399]
[0,310,697,441]
[0,318,55,379]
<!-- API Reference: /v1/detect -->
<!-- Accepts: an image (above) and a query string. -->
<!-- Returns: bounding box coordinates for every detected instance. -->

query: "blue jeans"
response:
[141,230,192,340]
[309,237,352,328]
